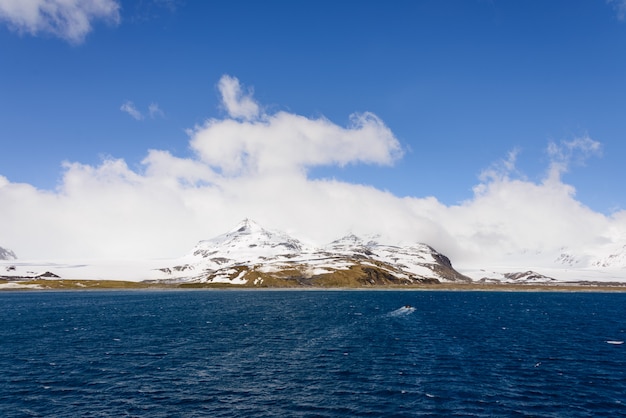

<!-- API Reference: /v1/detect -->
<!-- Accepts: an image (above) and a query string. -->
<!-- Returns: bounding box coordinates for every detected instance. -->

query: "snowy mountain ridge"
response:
[156,219,470,286]
[0,246,16,261]
[548,242,626,270]
[191,219,303,261]
[590,244,626,268]
[3,220,626,287]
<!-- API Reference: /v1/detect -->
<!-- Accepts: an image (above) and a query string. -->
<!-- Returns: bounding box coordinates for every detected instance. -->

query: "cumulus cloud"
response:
[217,75,261,121]
[192,75,402,176]
[120,100,143,120]
[0,0,120,44]
[450,168,610,265]
[0,75,624,275]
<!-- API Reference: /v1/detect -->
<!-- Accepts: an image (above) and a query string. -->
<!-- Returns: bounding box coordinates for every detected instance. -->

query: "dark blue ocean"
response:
[1,290,625,417]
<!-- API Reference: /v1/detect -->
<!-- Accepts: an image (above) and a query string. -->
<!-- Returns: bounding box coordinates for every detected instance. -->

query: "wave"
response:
[388,305,416,317]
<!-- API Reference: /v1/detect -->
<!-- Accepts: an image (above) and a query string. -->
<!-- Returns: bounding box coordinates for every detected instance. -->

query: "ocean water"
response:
[0,291,625,417]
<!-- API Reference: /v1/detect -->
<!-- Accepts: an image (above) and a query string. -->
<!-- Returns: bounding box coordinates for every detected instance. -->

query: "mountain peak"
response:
[230,218,263,234]
[592,244,626,268]
[192,219,303,259]
[161,221,471,285]
[0,246,16,260]
[330,233,365,246]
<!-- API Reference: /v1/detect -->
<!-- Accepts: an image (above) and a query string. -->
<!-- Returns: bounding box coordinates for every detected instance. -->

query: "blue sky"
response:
[1,0,626,265]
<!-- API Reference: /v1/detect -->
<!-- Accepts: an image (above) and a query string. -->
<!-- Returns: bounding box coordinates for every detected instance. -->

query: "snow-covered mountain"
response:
[465,243,626,285]
[591,244,626,269]
[475,270,558,284]
[155,219,470,286]
[191,218,303,262]
[0,247,16,261]
[4,220,626,287]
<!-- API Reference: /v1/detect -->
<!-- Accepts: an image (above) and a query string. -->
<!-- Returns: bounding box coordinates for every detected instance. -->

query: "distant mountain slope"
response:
[4,220,626,287]
[0,246,16,260]
[591,244,626,269]
[156,219,471,286]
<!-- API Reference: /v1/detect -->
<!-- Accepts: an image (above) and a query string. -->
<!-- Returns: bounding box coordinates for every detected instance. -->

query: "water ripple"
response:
[0,291,625,416]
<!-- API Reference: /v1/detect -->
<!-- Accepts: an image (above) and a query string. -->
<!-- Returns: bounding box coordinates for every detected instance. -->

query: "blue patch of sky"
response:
[1,0,626,211]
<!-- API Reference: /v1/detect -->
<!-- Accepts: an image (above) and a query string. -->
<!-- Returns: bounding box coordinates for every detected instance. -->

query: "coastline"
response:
[2,279,626,292]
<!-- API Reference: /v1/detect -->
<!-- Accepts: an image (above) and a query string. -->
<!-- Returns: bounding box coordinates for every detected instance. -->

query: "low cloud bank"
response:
[1,76,624,271]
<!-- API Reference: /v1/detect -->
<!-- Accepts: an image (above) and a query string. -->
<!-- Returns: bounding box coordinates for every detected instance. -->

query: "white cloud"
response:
[546,136,602,182]
[0,0,120,44]
[217,75,261,121]
[477,147,523,186]
[0,76,625,276]
[447,171,610,265]
[120,100,143,120]
[189,110,402,176]
[121,101,165,121]
[148,102,165,119]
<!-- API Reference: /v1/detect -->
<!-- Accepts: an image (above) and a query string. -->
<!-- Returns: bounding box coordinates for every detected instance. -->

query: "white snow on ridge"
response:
[160,220,462,284]
[193,219,303,259]
[460,266,626,284]
[0,246,17,261]
[591,244,626,269]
